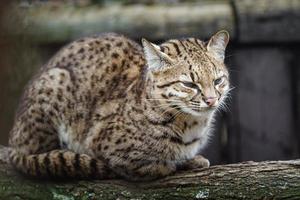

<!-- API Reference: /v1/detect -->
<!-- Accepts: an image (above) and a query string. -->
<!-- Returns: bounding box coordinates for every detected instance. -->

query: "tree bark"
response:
[0,148,299,200]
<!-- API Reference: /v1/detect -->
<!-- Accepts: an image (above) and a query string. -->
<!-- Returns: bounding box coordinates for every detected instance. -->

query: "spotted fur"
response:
[8,31,230,181]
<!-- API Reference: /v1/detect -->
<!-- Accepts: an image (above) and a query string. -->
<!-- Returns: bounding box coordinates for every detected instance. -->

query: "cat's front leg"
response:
[178,155,210,170]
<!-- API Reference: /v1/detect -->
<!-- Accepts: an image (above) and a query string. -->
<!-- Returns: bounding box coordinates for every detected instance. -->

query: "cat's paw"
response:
[0,146,11,163]
[180,155,210,170]
[192,155,210,168]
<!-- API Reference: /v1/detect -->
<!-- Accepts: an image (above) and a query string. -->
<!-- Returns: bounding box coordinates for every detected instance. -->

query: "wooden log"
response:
[233,0,300,43]
[7,1,234,44]
[0,146,299,199]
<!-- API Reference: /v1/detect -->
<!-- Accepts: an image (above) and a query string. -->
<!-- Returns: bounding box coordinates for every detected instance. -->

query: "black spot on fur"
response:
[78,48,84,54]
[112,53,119,59]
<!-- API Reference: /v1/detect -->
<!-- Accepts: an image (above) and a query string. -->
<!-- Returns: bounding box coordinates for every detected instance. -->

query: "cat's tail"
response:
[9,149,114,179]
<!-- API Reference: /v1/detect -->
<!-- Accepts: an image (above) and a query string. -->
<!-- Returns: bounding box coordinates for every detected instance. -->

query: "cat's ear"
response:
[142,38,174,71]
[206,30,229,62]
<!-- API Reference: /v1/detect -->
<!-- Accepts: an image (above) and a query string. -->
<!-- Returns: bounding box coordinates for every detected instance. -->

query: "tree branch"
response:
[0,146,299,199]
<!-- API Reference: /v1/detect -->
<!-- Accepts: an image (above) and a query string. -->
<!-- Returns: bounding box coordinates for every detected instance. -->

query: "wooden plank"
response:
[9,1,234,43]
[230,47,299,161]
[234,0,300,42]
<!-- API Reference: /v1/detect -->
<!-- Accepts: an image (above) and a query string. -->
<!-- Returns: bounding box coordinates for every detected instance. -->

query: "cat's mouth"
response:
[191,106,215,112]
[180,106,215,116]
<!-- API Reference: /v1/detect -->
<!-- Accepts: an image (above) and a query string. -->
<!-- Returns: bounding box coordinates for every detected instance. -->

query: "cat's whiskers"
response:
[157,105,180,119]
[145,98,182,103]
[182,109,192,123]
[169,108,183,121]
[150,103,179,109]
[145,99,182,106]
[215,87,234,113]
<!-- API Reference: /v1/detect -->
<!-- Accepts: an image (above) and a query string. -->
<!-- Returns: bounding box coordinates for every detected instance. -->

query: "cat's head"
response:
[142,30,230,116]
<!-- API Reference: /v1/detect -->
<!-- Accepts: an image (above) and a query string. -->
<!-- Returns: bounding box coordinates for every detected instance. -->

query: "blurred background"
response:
[0,0,299,165]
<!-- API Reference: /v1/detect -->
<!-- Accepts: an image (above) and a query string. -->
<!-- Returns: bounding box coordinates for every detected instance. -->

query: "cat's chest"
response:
[176,117,212,160]
[182,120,208,144]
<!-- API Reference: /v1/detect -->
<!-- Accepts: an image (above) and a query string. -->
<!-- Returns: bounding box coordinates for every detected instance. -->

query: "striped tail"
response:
[9,149,114,179]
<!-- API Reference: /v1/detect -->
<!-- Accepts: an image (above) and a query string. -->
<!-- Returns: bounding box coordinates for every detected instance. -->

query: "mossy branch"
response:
[0,146,299,200]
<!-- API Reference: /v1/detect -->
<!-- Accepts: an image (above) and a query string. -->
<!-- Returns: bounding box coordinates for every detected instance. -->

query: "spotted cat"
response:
[8,30,230,181]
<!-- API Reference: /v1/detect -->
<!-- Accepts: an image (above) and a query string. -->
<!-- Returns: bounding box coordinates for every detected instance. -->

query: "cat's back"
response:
[45,33,145,89]
[21,33,146,110]
[14,33,146,128]
[11,33,147,151]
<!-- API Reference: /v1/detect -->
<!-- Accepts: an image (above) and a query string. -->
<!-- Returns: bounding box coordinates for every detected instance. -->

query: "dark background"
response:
[0,0,299,165]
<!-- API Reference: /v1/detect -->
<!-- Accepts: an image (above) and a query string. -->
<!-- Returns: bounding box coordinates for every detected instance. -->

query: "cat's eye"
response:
[214,77,224,85]
[182,82,198,89]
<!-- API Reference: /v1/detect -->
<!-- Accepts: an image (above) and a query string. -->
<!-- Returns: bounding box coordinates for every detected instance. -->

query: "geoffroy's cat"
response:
[8,30,230,181]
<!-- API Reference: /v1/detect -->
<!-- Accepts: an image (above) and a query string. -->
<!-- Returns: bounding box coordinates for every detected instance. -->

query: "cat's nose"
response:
[204,97,217,107]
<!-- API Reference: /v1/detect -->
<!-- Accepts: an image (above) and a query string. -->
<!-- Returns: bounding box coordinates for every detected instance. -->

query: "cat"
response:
[8,30,230,181]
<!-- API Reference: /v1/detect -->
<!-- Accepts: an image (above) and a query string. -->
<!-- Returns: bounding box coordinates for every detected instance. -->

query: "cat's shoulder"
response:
[68,33,140,50]
[50,33,141,60]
